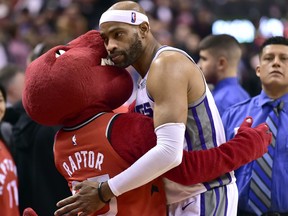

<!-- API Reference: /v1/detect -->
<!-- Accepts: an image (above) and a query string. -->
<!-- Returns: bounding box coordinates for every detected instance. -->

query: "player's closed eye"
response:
[280,55,288,61]
[114,32,124,39]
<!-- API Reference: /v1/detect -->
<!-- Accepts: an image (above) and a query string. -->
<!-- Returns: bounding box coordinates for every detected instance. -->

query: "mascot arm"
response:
[111,115,271,186]
[110,113,157,164]
[164,117,270,185]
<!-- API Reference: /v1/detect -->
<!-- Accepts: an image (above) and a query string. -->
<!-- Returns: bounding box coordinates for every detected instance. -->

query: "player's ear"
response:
[255,65,261,77]
[139,22,150,38]
[218,56,227,69]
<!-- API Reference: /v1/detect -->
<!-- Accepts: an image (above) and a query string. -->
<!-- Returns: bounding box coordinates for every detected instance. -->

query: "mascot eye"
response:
[55,49,66,58]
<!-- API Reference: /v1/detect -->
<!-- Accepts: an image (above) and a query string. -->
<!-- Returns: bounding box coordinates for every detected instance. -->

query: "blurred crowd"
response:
[0,0,287,96]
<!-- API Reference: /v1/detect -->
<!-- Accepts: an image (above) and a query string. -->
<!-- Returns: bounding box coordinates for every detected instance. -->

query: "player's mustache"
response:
[108,51,125,59]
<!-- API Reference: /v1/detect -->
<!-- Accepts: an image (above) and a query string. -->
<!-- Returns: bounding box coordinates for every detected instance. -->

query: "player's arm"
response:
[148,52,191,127]
[105,52,191,197]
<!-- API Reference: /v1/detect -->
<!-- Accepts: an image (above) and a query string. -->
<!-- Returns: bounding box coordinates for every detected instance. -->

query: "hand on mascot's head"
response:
[23,30,133,127]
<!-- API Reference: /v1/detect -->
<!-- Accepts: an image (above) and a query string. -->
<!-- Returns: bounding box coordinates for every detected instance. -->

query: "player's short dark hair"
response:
[259,36,288,56]
[198,34,241,61]
[198,34,240,52]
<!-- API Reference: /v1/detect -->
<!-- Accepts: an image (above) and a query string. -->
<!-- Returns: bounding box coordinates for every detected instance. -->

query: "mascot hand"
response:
[236,116,272,158]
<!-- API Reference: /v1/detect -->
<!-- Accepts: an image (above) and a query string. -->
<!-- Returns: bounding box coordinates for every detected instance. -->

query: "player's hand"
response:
[54,181,106,216]
[237,116,272,158]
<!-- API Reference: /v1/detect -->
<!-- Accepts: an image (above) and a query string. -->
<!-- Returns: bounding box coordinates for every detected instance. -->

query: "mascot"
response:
[22,30,271,216]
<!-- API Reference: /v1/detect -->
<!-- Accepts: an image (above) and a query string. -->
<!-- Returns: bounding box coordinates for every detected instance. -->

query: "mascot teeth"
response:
[101,58,114,66]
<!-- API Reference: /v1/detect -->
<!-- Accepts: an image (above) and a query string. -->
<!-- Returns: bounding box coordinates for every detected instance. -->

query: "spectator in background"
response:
[5,21,32,70]
[222,36,288,215]
[0,83,20,216]
[56,3,89,43]
[198,34,250,116]
[0,43,8,69]
[0,64,25,108]
[0,64,25,124]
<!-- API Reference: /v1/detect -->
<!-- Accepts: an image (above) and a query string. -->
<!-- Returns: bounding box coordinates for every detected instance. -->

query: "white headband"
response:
[99,10,149,26]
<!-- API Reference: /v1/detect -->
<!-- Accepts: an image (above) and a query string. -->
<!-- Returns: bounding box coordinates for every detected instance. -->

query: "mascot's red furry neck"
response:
[23,30,133,127]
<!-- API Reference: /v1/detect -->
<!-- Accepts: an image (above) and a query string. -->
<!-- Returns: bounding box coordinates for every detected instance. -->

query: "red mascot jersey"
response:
[0,140,19,216]
[54,112,166,216]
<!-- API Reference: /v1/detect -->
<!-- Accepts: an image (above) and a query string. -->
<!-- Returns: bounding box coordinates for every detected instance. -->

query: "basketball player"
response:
[96,2,238,215]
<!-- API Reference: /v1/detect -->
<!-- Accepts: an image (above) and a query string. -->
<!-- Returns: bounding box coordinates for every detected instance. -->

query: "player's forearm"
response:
[108,123,185,196]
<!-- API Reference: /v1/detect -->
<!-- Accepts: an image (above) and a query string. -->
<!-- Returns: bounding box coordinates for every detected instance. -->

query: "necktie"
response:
[248,100,283,214]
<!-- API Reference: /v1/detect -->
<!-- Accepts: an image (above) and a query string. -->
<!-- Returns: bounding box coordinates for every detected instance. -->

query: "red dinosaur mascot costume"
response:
[22,30,271,216]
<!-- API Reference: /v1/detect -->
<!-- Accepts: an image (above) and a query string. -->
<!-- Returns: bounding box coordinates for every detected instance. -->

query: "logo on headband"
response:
[131,12,136,23]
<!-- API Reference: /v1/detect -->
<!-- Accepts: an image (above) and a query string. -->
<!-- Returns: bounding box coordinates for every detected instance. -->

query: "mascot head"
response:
[23,30,133,127]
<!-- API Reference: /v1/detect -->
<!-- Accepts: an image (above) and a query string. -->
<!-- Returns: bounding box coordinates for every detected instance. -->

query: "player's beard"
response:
[112,33,142,68]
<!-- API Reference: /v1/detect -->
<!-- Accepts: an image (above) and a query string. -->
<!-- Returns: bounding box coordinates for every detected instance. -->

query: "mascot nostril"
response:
[23,30,133,127]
